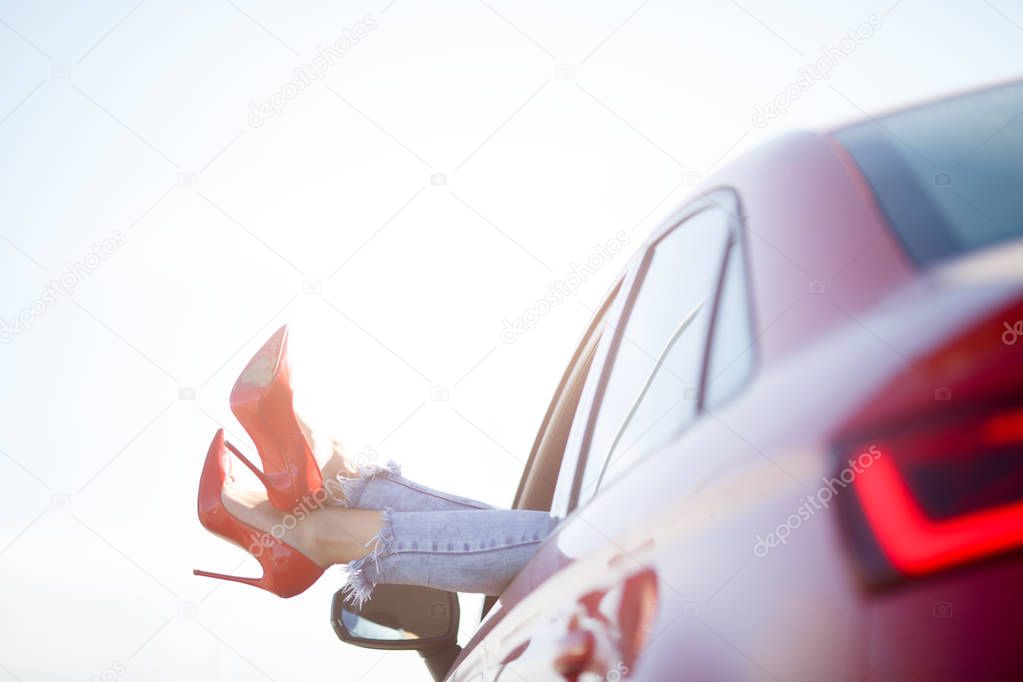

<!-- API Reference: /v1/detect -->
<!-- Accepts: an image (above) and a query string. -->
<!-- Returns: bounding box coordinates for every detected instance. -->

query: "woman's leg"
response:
[302,417,492,512]
[295,425,554,601]
[328,461,495,512]
[323,464,556,604]
[341,507,558,606]
[221,484,384,569]
[223,485,557,605]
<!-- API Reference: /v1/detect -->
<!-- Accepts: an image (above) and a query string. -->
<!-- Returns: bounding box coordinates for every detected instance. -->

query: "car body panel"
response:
[444,97,1023,680]
[449,252,1023,679]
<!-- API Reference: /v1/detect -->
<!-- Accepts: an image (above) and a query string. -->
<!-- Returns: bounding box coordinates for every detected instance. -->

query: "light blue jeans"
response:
[331,462,559,605]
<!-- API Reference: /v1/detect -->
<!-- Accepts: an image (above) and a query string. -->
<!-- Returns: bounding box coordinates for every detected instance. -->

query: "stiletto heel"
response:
[194,429,325,598]
[191,569,264,589]
[230,324,323,511]
[223,440,270,488]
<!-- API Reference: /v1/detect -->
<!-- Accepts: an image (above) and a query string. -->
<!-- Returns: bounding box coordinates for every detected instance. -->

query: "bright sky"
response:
[1,0,1020,679]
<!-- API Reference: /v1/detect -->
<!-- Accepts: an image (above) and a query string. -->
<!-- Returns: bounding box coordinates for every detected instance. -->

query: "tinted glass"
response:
[835,80,1023,265]
[702,240,754,408]
[576,208,732,501]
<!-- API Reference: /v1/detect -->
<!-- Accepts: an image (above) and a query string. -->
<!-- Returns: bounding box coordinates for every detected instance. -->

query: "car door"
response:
[450,190,751,681]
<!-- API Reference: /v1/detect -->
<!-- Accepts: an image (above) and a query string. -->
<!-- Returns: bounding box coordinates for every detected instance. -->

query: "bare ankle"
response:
[306,508,382,565]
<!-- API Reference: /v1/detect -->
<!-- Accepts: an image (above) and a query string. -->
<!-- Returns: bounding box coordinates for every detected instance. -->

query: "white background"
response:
[0,0,1020,679]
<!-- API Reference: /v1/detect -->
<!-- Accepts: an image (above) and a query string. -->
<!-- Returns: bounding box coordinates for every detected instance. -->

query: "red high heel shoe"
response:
[229,324,323,511]
[193,429,325,598]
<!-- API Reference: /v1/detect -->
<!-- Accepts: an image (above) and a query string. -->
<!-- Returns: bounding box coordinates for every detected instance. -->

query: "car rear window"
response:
[834,80,1023,266]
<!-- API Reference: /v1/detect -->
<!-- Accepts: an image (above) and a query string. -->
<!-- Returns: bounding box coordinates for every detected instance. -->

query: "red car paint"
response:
[445,82,1023,681]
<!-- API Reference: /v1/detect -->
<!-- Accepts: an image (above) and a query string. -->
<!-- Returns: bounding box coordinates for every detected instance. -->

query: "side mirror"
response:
[331,584,461,681]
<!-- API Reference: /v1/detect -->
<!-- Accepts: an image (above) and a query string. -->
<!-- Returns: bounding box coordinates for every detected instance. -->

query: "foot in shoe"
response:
[230,325,370,510]
[295,413,360,483]
[194,429,382,597]
[221,482,381,567]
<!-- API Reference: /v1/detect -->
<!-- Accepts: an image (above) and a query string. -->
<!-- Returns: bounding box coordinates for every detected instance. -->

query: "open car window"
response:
[515,278,624,519]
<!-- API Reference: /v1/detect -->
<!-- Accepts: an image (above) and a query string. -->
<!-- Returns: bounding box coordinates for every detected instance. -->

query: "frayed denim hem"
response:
[341,507,394,607]
[329,460,402,508]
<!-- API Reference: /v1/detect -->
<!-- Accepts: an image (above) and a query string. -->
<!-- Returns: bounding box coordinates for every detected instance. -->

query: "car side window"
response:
[701,237,754,409]
[525,279,624,519]
[573,206,734,504]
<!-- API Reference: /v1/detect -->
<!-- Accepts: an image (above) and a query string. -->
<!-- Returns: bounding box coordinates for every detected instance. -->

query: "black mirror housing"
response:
[331,584,462,681]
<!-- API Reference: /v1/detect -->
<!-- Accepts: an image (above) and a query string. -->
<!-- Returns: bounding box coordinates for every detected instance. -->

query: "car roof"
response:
[822,75,1023,134]
[685,129,915,365]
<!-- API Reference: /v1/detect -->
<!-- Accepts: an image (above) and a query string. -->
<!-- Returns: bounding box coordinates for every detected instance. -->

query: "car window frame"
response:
[546,254,647,518]
[697,216,757,413]
[565,188,753,509]
[509,277,623,513]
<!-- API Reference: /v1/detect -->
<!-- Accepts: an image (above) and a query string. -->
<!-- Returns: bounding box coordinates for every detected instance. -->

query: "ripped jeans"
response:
[332,462,559,606]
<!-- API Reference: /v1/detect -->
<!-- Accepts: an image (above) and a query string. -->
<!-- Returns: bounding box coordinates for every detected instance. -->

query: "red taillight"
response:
[984,408,1023,446]
[850,404,1023,578]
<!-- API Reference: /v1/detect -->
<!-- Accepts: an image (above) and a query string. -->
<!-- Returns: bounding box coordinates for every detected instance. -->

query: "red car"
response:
[333,78,1023,681]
